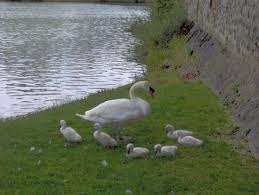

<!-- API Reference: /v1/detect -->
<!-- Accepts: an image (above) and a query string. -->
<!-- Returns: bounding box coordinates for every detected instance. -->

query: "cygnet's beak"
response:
[149,87,155,98]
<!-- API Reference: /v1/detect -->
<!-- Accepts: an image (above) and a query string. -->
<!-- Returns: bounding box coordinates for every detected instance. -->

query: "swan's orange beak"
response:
[149,87,155,98]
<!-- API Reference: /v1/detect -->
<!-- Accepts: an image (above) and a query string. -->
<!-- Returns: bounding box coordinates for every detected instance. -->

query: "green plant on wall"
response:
[153,0,180,16]
[131,0,186,49]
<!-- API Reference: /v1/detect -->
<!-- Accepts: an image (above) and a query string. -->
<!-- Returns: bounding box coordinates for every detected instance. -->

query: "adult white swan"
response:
[76,81,155,138]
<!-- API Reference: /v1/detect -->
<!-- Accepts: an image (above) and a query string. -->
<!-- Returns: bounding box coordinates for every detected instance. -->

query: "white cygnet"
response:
[59,120,82,143]
[165,124,193,139]
[154,144,178,157]
[93,123,118,148]
[126,143,149,158]
[178,132,203,146]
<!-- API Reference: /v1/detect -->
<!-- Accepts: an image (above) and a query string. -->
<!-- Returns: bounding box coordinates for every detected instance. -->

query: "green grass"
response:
[1,0,259,193]
[0,35,259,194]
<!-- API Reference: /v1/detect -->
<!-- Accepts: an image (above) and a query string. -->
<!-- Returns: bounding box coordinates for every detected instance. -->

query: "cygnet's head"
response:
[165,124,175,133]
[93,123,101,132]
[126,143,134,154]
[154,144,162,154]
[59,120,67,128]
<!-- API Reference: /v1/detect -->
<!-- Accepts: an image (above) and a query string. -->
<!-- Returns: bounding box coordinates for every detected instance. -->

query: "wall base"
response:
[185,24,259,158]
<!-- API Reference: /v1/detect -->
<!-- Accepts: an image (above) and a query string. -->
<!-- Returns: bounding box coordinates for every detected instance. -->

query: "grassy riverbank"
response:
[0,0,147,3]
[1,0,259,194]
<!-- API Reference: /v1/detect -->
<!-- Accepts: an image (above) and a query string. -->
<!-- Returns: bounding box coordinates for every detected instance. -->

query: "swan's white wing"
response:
[62,127,81,142]
[100,132,117,146]
[167,132,178,139]
[189,137,203,145]
[175,130,193,136]
[161,146,177,155]
[94,131,117,146]
[181,136,202,146]
[84,99,142,124]
[134,147,149,155]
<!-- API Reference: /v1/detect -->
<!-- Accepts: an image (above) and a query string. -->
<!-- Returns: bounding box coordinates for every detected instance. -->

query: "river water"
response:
[0,2,149,118]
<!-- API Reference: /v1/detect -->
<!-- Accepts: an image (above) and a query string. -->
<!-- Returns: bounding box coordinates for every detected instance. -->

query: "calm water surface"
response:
[0,2,149,118]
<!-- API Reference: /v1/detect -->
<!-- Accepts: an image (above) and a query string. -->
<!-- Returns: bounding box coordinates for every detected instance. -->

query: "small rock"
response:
[125,189,133,195]
[30,146,35,151]
[101,160,108,167]
[37,160,41,166]
[170,190,176,195]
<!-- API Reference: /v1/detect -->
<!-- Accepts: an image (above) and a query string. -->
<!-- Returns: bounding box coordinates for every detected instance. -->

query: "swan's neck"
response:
[129,82,143,99]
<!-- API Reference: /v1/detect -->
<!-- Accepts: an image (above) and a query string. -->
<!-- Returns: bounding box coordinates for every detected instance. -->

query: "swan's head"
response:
[59,120,67,128]
[154,144,162,154]
[93,123,102,132]
[165,124,175,133]
[126,143,134,154]
[138,81,155,97]
[144,81,155,97]
[130,81,155,99]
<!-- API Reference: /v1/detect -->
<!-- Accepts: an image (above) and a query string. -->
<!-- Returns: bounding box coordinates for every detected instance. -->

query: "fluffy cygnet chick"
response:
[126,143,149,158]
[154,144,178,157]
[93,123,118,148]
[59,120,82,143]
[178,132,203,146]
[165,124,193,139]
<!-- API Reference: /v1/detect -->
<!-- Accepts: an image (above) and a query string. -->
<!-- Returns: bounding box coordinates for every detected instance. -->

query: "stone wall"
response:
[3,0,147,2]
[183,0,259,157]
[185,0,259,65]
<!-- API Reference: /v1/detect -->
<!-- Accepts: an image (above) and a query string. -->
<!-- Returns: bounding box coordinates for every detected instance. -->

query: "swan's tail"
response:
[75,113,87,120]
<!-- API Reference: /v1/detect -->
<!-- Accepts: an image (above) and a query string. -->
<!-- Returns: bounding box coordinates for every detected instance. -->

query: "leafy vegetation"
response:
[131,0,186,55]
[0,0,259,194]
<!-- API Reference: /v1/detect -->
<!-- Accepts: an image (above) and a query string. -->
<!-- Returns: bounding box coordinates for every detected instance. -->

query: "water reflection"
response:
[0,2,149,118]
